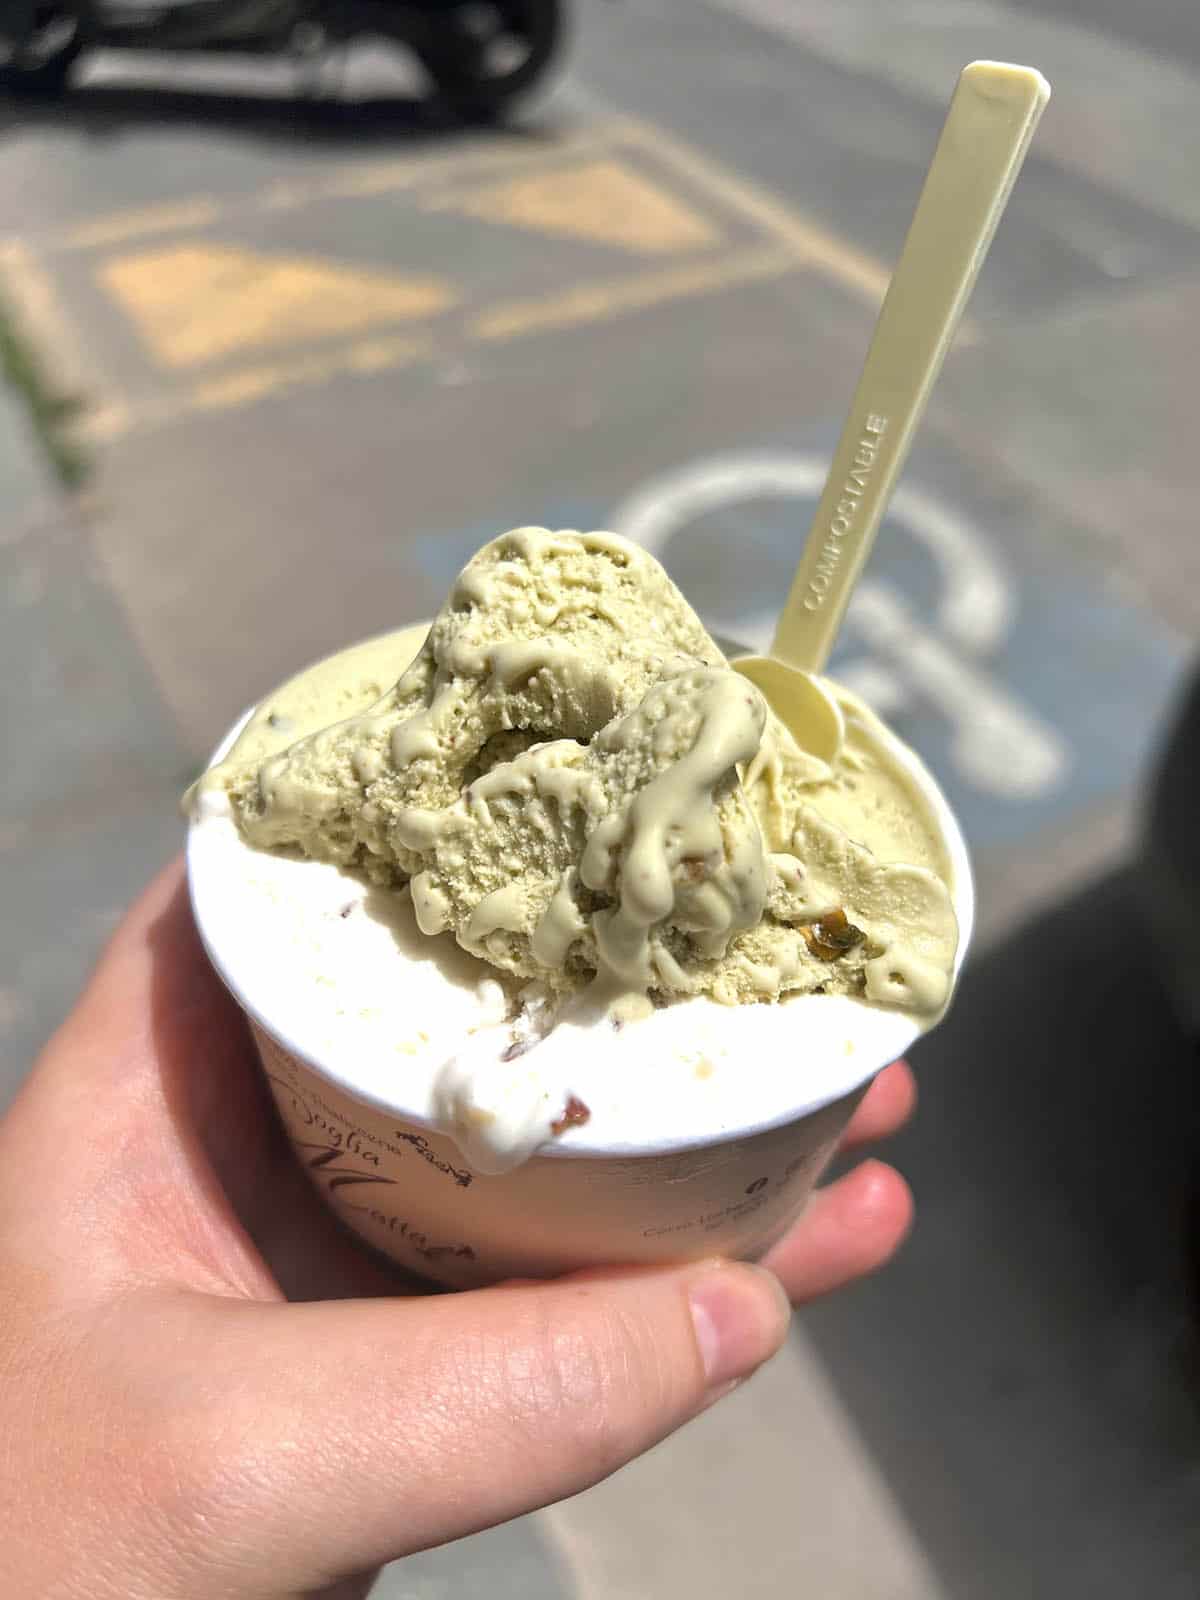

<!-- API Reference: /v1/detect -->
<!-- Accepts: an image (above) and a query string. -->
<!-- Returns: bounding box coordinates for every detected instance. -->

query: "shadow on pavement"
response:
[807,864,1200,1598]
[0,76,558,150]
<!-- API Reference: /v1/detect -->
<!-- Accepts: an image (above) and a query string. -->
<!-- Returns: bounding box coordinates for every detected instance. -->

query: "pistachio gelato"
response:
[196,527,958,1021]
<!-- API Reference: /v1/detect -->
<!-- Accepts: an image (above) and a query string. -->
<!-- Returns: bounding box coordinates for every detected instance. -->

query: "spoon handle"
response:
[772,60,1049,674]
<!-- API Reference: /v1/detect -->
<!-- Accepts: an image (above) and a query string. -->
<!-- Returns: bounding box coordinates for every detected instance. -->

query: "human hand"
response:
[0,861,914,1598]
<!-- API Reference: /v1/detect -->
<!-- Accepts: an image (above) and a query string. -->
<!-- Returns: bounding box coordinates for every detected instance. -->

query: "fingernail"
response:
[688,1264,791,1392]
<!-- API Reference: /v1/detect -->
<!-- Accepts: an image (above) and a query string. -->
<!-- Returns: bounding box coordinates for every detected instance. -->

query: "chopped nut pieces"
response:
[551,1096,591,1136]
[800,908,866,961]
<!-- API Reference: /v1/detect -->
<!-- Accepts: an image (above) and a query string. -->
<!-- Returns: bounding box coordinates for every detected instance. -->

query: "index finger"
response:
[837,1059,916,1153]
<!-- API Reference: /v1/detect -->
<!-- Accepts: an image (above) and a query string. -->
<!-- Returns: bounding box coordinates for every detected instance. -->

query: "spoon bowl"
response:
[733,655,845,764]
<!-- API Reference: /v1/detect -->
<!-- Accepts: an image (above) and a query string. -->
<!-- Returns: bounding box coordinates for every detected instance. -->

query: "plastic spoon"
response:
[735,60,1050,760]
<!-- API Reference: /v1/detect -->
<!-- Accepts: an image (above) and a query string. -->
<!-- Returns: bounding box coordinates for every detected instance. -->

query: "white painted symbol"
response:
[611,451,1069,799]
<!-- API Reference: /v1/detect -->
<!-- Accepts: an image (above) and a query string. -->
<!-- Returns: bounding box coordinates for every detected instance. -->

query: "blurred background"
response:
[3,0,1199,1594]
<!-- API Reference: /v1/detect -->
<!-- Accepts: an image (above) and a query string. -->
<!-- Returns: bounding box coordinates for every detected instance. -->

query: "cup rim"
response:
[187,652,974,1162]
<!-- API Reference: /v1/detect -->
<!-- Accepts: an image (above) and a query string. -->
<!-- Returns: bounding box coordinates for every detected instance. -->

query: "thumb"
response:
[177,1261,789,1587]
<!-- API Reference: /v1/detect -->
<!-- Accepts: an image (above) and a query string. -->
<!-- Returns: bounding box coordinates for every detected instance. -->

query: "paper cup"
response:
[188,673,973,1290]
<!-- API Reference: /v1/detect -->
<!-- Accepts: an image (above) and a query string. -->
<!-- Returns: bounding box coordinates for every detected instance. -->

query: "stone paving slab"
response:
[373,1518,575,1600]
[544,1329,946,1600]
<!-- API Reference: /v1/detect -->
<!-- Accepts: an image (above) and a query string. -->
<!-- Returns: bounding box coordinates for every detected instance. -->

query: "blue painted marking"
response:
[655,495,1186,848]
[404,445,1187,853]
[854,573,1183,849]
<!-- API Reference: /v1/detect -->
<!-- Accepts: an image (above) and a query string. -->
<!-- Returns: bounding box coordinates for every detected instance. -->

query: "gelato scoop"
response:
[200,527,958,1024]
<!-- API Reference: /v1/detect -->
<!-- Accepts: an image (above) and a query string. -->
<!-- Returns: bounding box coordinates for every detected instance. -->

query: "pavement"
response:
[3,1,1200,1595]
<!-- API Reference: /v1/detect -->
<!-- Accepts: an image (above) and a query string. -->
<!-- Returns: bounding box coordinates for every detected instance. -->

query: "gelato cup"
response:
[187,622,973,1290]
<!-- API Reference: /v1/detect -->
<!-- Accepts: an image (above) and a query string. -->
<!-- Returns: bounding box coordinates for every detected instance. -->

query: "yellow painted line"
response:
[472,244,796,340]
[45,122,638,252]
[425,157,720,255]
[79,331,436,439]
[79,399,133,443]
[259,139,585,212]
[617,115,980,341]
[0,237,135,437]
[0,238,97,397]
[189,333,434,411]
[342,334,433,374]
[617,117,893,308]
[73,244,795,438]
[62,197,222,251]
[28,108,912,326]
[32,106,970,439]
[98,244,456,368]
[312,128,633,201]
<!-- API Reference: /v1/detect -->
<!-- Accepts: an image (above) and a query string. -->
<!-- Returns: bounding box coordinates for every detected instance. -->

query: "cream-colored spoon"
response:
[735,59,1050,760]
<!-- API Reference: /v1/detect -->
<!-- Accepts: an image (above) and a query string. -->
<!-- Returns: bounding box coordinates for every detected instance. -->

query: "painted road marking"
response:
[622,118,891,307]
[75,331,437,442]
[607,444,1184,846]
[73,249,794,438]
[187,332,436,412]
[611,450,1068,802]
[471,246,792,340]
[0,240,98,410]
[571,94,981,340]
[2,116,895,440]
[425,159,720,254]
[100,246,455,368]
[613,452,1015,653]
[64,199,224,253]
[49,125,636,253]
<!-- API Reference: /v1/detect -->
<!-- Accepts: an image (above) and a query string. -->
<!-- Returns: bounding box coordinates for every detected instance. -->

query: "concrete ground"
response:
[3,0,1200,1594]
